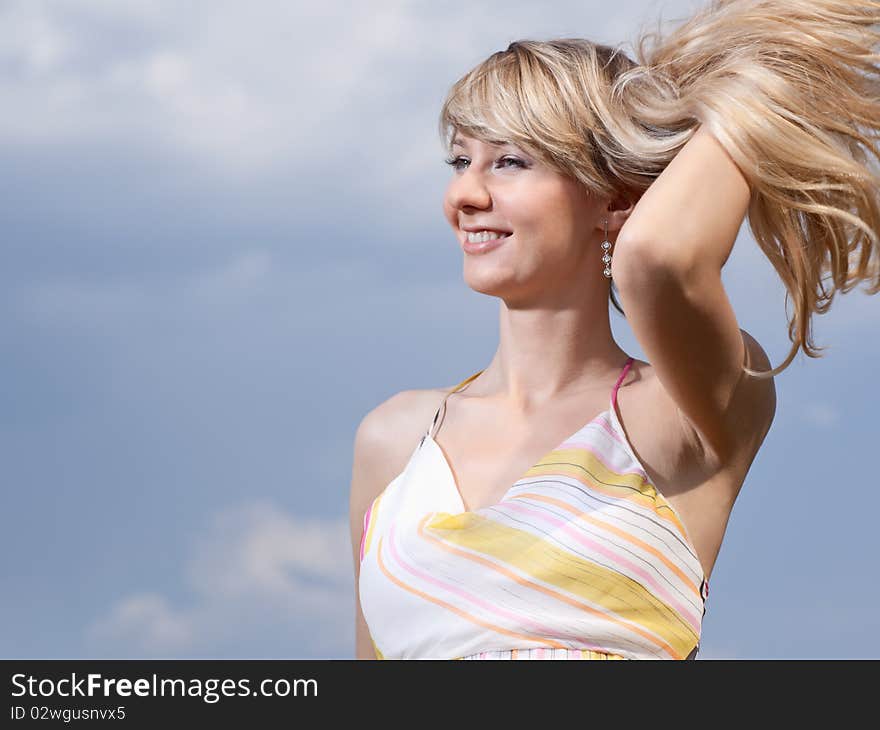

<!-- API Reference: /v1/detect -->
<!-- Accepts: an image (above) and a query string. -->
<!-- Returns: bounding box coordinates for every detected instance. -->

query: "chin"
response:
[462,265,523,299]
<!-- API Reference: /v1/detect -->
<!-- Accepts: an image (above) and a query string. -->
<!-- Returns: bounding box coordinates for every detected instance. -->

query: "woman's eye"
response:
[443,156,526,171]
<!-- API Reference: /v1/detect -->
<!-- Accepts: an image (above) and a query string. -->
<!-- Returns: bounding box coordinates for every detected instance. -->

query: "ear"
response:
[604,191,637,235]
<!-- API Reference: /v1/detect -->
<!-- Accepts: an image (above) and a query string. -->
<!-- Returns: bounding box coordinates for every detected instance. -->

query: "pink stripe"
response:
[386,523,571,639]
[502,500,701,634]
[562,425,651,481]
[533,428,699,568]
[359,501,374,563]
[592,416,703,567]
[413,525,616,655]
[594,418,648,478]
[537,647,546,659]
[563,419,703,570]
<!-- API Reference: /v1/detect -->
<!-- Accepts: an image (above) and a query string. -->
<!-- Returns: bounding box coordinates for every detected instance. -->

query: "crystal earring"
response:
[601,218,613,278]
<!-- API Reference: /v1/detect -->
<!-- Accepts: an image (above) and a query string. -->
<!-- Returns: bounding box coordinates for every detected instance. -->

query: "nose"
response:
[445,166,492,212]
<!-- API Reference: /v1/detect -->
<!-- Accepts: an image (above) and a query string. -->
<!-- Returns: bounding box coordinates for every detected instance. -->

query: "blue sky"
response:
[1,0,878,660]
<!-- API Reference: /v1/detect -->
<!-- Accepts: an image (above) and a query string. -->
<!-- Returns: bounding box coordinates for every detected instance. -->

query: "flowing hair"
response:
[438,0,880,378]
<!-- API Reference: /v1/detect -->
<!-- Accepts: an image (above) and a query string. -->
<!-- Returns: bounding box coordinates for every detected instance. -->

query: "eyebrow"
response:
[451,136,515,150]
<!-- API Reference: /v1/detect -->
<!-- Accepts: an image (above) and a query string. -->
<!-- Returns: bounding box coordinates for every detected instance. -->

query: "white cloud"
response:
[0,3,75,74]
[86,594,192,654]
[0,0,445,175]
[85,501,353,658]
[0,0,683,183]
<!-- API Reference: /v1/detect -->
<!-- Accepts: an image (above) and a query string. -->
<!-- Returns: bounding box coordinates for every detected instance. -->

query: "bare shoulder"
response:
[349,387,449,516]
[348,387,446,659]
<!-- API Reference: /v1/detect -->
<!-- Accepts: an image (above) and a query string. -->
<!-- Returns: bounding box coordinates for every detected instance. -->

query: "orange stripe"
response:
[527,456,690,543]
[375,533,568,650]
[516,491,701,601]
[418,513,682,658]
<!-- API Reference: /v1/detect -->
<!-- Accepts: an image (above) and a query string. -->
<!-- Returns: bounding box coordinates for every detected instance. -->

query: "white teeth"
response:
[466,230,509,243]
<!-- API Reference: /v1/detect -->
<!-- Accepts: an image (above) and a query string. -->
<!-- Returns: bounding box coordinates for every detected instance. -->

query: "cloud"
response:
[85,594,192,655]
[85,501,353,658]
[0,0,452,176]
[0,0,671,182]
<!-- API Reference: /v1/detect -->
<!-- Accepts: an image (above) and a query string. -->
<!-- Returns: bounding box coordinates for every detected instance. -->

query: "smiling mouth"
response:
[461,232,512,253]
[462,231,513,241]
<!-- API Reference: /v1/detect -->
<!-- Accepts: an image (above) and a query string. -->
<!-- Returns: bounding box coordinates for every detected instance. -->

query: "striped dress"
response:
[358,357,709,660]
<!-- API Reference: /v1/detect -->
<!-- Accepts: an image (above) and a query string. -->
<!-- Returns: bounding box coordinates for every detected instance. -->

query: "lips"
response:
[461,232,512,254]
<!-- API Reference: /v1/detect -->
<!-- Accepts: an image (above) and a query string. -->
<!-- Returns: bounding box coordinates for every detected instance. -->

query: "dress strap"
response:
[611,356,635,411]
[424,358,633,445]
[423,369,485,443]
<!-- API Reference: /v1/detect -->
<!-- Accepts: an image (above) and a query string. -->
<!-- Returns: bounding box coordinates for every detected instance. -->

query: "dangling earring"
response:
[601,218,613,278]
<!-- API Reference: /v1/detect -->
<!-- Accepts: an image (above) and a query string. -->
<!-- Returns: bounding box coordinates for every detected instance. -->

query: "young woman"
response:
[350,0,880,659]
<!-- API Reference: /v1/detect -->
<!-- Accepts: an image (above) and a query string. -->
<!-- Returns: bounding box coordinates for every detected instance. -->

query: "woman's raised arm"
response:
[611,125,758,465]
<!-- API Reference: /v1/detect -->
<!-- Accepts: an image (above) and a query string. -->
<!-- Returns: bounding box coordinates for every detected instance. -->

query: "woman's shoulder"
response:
[358,374,469,444]
[360,386,452,438]
[352,387,451,499]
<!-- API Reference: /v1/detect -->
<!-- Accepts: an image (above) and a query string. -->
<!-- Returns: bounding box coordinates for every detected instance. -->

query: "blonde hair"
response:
[438,0,880,378]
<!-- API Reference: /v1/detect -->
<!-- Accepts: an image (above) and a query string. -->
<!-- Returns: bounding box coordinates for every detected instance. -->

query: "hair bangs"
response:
[438,47,575,172]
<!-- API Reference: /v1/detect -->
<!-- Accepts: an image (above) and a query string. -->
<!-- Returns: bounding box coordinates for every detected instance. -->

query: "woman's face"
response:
[442,132,605,304]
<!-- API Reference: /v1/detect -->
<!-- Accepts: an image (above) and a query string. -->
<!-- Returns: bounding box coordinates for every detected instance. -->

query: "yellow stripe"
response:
[430,509,697,653]
[376,533,568,649]
[423,511,697,659]
[518,491,701,601]
[361,490,383,560]
[525,446,690,542]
